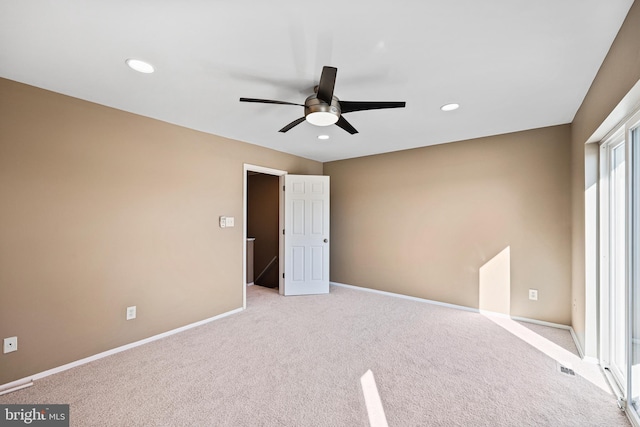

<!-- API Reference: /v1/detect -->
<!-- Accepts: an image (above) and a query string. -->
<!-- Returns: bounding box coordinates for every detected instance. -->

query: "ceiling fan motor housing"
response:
[304,94,341,126]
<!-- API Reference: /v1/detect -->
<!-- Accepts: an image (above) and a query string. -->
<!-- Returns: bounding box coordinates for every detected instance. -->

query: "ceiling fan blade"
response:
[316,66,337,104]
[279,117,306,133]
[335,116,358,135]
[339,101,406,114]
[239,97,303,107]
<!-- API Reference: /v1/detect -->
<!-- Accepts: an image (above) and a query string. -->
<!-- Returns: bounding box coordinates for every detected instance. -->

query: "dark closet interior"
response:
[247,172,279,289]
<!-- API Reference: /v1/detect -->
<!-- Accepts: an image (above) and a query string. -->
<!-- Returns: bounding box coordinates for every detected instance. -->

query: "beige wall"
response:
[0,78,321,385]
[325,125,572,324]
[3,2,638,385]
[570,1,640,356]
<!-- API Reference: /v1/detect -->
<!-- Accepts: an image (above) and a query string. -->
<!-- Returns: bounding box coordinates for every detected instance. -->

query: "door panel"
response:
[292,200,305,234]
[292,246,305,281]
[631,126,640,409]
[612,142,627,383]
[602,138,628,391]
[284,175,330,295]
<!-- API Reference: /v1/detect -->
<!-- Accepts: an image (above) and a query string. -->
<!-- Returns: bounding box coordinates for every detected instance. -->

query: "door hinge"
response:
[282,273,285,279]
[282,229,285,235]
[283,185,285,191]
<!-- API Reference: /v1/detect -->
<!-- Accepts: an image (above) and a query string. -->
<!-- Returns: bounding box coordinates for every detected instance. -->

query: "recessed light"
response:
[318,135,330,140]
[441,103,460,112]
[125,58,155,74]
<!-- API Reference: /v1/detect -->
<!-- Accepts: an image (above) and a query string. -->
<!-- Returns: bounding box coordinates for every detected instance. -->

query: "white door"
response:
[284,175,330,295]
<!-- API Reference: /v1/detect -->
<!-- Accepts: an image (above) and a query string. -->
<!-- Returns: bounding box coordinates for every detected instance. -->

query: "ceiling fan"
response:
[239,66,406,134]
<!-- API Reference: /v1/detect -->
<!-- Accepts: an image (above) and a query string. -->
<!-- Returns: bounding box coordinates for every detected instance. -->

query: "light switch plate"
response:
[219,216,234,228]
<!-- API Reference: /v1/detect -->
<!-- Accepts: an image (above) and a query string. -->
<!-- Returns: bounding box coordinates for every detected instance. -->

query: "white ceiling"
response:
[0,1,634,162]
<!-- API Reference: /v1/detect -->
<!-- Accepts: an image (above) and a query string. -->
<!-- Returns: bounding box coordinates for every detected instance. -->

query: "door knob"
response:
[324,239,328,243]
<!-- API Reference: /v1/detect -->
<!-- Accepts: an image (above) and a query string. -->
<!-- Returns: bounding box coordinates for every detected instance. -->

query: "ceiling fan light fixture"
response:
[318,135,330,140]
[306,112,339,126]
[239,66,405,135]
[125,58,155,74]
[441,103,460,112]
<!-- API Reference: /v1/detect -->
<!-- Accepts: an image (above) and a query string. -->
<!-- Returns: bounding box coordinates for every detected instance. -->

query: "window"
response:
[600,109,640,423]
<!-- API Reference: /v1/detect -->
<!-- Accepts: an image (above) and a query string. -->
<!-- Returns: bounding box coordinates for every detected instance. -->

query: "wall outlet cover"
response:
[3,336,17,354]
[529,289,538,301]
[126,306,137,320]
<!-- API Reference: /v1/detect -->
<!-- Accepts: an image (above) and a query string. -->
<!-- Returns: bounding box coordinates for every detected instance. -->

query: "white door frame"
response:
[599,130,627,392]
[243,164,287,309]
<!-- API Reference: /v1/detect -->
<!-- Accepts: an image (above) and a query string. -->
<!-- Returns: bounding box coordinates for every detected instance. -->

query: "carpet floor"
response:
[0,285,630,426]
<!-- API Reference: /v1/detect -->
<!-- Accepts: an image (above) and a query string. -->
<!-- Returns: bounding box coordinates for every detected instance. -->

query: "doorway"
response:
[247,172,280,289]
[243,164,286,308]
[242,165,331,307]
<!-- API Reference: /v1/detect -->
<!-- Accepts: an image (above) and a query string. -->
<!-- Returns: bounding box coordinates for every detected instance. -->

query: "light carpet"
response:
[0,285,629,426]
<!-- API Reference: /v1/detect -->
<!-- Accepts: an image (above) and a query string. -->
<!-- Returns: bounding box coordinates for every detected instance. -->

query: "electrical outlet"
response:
[126,306,137,320]
[219,216,226,228]
[529,289,538,301]
[3,336,17,354]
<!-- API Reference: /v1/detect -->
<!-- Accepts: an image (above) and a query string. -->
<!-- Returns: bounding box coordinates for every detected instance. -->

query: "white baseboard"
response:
[0,307,244,393]
[331,281,482,312]
[0,381,33,396]
[330,282,577,336]
[568,327,591,361]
